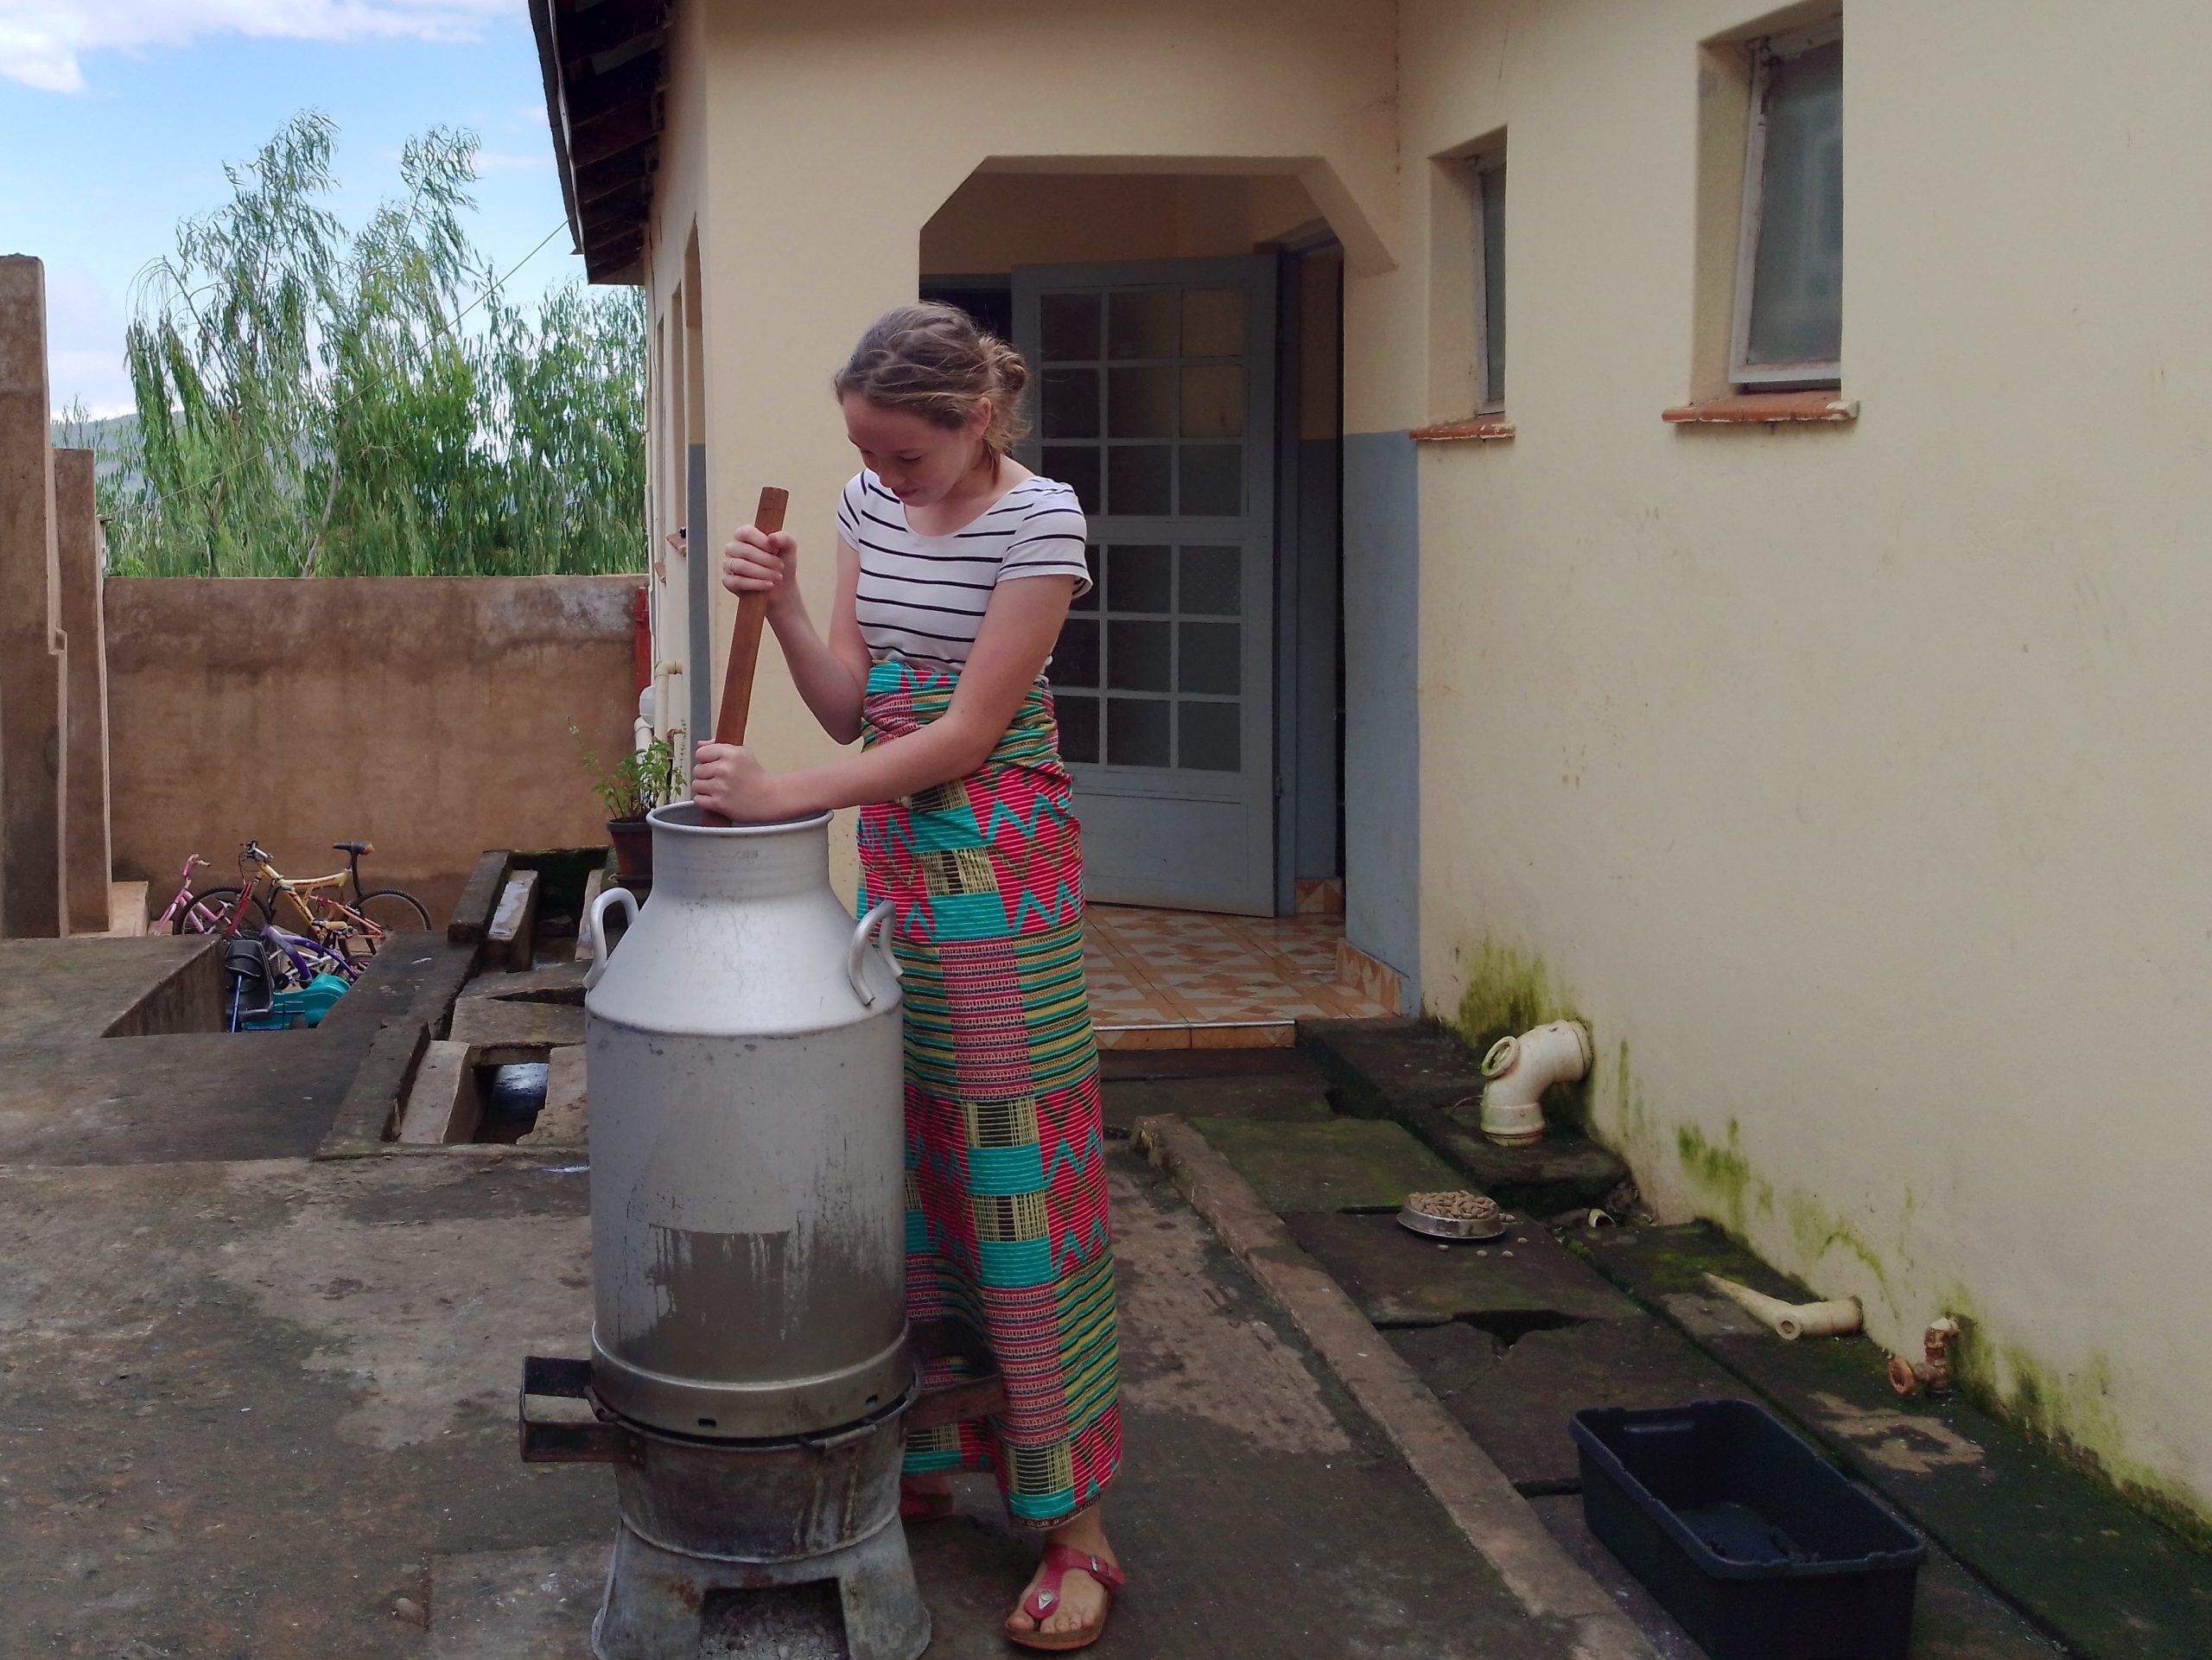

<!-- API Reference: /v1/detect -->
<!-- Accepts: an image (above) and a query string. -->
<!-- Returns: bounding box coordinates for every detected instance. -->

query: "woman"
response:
[692,302,1123,1652]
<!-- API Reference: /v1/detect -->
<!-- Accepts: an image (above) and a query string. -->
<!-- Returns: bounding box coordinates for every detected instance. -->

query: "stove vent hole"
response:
[697,1417,717,1429]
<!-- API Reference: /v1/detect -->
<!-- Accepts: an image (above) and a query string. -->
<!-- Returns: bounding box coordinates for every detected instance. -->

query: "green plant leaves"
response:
[94,111,645,578]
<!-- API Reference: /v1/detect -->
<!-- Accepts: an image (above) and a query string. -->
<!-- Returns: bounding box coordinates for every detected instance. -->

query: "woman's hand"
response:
[722,525,798,615]
[692,741,801,823]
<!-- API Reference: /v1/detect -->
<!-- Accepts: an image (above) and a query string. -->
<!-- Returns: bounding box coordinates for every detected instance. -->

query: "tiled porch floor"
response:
[1084,905,1391,1048]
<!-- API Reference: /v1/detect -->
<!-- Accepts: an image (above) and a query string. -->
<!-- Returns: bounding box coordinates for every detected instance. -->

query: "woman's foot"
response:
[1004,1508,1119,1648]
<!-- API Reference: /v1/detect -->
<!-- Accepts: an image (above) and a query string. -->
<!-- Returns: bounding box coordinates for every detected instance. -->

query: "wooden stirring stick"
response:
[698,486,790,826]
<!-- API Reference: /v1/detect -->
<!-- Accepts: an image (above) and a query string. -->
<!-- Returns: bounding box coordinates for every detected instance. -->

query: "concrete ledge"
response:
[447,996,586,1062]
[396,1040,483,1144]
[1131,1111,1657,1653]
[316,1021,432,1158]
[448,849,512,944]
[0,936,225,1044]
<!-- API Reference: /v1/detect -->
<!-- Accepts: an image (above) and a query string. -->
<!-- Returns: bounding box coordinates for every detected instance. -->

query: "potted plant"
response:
[573,723,684,881]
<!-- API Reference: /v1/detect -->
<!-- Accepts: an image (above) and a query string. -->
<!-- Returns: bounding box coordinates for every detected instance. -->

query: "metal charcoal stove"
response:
[515,806,1001,1659]
[520,1328,1001,1659]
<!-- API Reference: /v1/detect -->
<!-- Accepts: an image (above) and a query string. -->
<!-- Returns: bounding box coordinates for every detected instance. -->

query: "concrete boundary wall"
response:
[105,576,640,925]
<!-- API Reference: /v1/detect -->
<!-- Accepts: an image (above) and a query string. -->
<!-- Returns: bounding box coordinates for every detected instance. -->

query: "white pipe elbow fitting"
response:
[1478,1020,1592,1146]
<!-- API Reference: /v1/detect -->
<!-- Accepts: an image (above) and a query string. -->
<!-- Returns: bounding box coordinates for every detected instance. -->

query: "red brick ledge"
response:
[1662,392,1858,425]
[1409,418,1516,442]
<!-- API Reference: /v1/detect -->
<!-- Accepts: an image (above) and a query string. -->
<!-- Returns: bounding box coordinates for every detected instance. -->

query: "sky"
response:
[0,1,585,417]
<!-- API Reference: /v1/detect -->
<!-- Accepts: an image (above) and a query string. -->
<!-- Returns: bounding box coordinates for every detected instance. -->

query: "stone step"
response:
[101,880,149,938]
[1186,1116,1463,1214]
[1581,1222,2212,1660]
[516,1046,587,1148]
[1300,1018,1629,1214]
[447,995,586,1063]
[1102,1072,1334,1135]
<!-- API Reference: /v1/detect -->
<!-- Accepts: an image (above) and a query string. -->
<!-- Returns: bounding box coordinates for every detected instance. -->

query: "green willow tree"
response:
[101,111,645,576]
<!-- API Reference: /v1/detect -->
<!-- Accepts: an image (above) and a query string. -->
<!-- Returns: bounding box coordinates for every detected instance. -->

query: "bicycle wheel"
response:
[356,888,433,933]
[178,887,272,935]
[270,931,356,985]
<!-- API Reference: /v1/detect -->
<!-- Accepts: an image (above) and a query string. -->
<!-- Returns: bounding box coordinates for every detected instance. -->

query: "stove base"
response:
[593,1511,930,1660]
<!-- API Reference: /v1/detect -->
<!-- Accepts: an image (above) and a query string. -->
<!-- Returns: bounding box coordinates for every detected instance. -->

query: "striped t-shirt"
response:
[836,470,1091,671]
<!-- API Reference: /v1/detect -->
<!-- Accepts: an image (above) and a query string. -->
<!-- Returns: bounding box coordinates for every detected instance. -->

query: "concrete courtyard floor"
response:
[1,1136,1595,1658]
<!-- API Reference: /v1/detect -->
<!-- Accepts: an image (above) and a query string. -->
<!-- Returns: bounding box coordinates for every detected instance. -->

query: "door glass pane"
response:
[1041,369,1100,439]
[1056,694,1099,763]
[1478,162,1506,405]
[1180,289,1244,359]
[1107,697,1171,766]
[1043,447,1099,516]
[1107,621,1172,691]
[1746,38,1844,367]
[1108,289,1178,359]
[1105,545,1170,612]
[1040,292,1102,362]
[1178,702,1240,772]
[1178,622,1239,695]
[1179,545,1240,615]
[1107,366,1175,437]
[1180,366,1243,438]
[1054,618,1099,686]
[1179,445,1242,516]
[1108,446,1172,515]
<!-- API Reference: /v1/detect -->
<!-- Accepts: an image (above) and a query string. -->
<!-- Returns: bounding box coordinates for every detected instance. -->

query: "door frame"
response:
[1012,254,1281,915]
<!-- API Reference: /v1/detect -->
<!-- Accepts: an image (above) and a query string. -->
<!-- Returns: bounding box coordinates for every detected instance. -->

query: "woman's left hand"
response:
[692,742,793,822]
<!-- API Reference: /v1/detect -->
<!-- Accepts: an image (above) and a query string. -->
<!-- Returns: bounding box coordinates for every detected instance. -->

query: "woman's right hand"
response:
[722,525,798,611]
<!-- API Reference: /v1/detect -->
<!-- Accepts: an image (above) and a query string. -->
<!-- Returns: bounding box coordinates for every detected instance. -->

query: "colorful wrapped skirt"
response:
[856,658,1122,1529]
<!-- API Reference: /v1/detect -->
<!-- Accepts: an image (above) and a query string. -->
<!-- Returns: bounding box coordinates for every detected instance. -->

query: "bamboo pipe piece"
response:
[1702,1273,1863,1340]
[697,487,789,828]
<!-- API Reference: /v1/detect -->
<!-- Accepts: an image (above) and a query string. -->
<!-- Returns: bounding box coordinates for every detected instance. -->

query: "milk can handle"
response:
[582,886,639,991]
[847,900,900,1007]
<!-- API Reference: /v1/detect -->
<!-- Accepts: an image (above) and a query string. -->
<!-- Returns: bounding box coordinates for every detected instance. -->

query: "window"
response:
[1472,157,1507,410]
[1732,26,1842,388]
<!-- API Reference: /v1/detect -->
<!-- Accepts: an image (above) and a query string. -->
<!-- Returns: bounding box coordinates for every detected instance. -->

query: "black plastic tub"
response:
[1571,1399,1928,1660]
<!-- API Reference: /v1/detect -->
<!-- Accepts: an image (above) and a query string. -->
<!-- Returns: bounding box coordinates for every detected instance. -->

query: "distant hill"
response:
[49,412,142,493]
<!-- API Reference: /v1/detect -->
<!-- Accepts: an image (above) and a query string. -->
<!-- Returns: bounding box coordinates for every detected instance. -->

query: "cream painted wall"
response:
[921,173,1323,277]
[621,0,2212,1533]
[1395,0,2212,1525]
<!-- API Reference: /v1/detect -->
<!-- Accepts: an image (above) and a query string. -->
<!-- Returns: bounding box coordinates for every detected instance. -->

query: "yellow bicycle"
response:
[185,840,431,969]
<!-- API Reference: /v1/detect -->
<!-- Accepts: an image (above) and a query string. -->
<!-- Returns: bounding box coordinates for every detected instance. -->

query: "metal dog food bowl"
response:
[1397,1191,1508,1242]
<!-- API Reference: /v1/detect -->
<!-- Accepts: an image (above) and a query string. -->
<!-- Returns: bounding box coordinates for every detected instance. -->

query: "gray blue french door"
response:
[1013,257,1277,914]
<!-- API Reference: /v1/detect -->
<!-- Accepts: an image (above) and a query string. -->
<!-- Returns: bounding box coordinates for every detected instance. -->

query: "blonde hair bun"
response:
[834,302,1032,467]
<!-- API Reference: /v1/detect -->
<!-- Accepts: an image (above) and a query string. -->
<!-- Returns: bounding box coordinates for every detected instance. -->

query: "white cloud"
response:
[0,1,514,94]
[39,264,131,417]
[473,148,551,175]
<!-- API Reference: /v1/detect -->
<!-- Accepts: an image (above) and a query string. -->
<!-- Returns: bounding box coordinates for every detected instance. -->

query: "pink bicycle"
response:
[152,854,218,935]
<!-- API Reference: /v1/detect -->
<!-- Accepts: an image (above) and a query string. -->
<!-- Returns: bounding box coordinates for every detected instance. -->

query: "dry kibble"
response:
[1408,1190,1500,1222]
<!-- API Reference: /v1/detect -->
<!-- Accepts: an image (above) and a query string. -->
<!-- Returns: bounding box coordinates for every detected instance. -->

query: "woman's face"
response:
[842,394,989,508]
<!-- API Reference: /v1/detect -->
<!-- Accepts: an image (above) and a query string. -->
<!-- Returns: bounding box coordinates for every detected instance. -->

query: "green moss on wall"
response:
[1604,1041,2211,1542]
[1943,1289,2212,1548]
[1785,1193,1894,1309]
[1675,1119,1774,1239]
[1453,939,1591,1129]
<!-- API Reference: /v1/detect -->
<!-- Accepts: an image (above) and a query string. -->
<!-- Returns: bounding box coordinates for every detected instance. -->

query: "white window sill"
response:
[1662,393,1857,425]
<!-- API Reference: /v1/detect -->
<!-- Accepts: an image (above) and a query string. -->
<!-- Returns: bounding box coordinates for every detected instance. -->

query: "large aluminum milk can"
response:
[582,804,910,1441]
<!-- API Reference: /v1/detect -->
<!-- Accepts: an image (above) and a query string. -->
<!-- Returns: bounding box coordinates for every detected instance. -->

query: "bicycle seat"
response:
[334,841,372,856]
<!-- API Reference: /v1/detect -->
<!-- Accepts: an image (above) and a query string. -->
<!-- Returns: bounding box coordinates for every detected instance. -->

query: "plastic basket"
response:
[1571,1399,1926,1660]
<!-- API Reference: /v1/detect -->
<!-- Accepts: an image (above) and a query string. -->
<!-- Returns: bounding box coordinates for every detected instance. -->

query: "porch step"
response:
[99,881,150,937]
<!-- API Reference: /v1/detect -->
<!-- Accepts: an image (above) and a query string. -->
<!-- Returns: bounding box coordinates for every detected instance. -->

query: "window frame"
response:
[1471,155,1507,414]
[1729,20,1844,391]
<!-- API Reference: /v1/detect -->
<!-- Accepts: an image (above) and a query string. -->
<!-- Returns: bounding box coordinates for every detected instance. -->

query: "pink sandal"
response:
[1006,1542,1125,1653]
